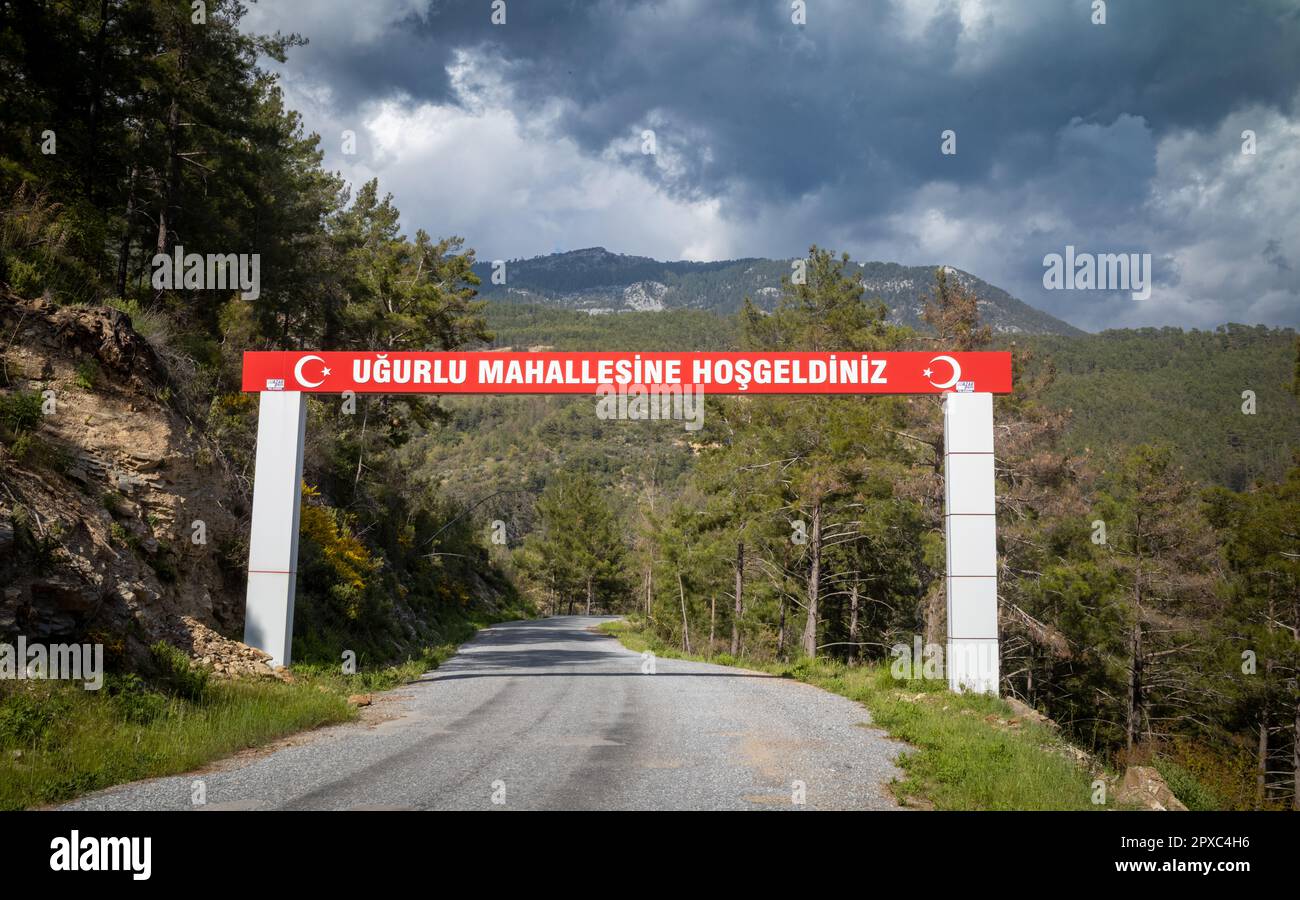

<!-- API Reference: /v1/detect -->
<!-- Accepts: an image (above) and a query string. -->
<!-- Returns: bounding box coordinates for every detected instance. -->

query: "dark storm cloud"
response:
[297,1,1295,197]
[256,0,1300,329]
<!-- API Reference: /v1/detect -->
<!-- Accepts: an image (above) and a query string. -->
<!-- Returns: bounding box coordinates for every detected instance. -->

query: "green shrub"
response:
[0,183,105,306]
[74,359,99,389]
[150,546,178,583]
[0,390,42,434]
[149,642,210,703]
[106,673,169,725]
[107,297,169,343]
[8,431,35,461]
[7,505,58,571]
[1152,756,1224,811]
[108,522,131,547]
[5,427,67,471]
[0,686,71,748]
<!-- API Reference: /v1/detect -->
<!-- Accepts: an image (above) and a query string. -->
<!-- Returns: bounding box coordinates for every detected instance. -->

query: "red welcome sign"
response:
[241,351,1013,395]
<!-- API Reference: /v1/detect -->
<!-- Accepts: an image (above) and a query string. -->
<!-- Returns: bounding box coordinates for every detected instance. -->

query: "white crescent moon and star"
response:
[922,355,961,390]
[293,354,331,388]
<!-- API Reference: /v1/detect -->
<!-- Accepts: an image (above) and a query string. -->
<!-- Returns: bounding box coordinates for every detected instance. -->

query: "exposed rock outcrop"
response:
[1,292,252,670]
[1118,766,1189,811]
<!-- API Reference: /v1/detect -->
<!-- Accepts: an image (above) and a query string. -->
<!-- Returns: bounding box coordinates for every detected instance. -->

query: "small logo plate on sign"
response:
[266,378,285,391]
[956,380,975,393]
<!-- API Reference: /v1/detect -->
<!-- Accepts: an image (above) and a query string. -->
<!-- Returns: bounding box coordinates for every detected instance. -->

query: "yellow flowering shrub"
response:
[299,482,379,595]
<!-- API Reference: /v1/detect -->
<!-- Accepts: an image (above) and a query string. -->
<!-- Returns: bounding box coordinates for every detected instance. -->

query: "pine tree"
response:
[526,472,627,615]
[1205,458,1300,808]
[1090,446,1220,753]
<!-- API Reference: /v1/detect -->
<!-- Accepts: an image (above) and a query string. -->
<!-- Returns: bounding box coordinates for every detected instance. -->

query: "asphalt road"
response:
[62,616,906,810]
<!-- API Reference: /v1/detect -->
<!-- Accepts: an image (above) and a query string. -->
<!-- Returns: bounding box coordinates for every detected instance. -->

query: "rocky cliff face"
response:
[0,293,263,671]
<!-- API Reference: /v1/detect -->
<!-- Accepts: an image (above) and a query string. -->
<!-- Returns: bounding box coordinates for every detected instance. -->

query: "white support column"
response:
[243,391,307,667]
[943,392,999,695]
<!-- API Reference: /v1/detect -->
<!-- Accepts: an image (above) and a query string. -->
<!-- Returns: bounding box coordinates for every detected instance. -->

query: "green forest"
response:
[476,265,1300,810]
[1,1,1297,811]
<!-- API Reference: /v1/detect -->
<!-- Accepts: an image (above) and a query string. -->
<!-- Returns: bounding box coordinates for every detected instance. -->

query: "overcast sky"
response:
[244,0,1300,332]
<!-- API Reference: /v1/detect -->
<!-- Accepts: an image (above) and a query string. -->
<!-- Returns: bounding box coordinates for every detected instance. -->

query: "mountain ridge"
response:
[471,247,1085,336]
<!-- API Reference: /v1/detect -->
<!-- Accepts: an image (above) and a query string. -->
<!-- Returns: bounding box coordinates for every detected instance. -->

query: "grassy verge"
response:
[601,619,1112,810]
[0,620,491,810]
[289,616,485,694]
